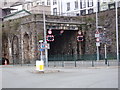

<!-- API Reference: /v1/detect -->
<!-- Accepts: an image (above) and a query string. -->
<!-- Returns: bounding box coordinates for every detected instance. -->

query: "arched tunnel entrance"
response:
[47,29,83,61]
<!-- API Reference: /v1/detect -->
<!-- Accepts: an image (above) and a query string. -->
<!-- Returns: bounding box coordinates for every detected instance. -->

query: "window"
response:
[42,1,45,5]
[67,2,70,11]
[27,4,30,10]
[47,0,50,5]
[53,0,57,5]
[75,0,78,9]
[80,0,86,9]
[36,0,42,5]
[31,2,33,6]
[118,1,120,7]
[4,0,7,6]
[88,9,93,14]
[80,10,86,15]
[53,8,57,15]
[88,0,93,7]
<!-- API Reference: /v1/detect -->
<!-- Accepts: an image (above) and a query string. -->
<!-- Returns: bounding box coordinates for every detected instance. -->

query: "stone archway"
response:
[12,35,19,64]
[23,33,30,63]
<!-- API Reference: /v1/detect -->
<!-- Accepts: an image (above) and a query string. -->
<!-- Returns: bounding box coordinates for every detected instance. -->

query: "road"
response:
[1,65,118,88]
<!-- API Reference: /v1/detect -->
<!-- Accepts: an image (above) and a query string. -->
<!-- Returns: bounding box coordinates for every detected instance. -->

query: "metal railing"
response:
[9,53,119,67]
[48,53,117,61]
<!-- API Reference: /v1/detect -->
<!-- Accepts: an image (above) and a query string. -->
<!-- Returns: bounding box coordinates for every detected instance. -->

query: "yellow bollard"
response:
[36,60,44,71]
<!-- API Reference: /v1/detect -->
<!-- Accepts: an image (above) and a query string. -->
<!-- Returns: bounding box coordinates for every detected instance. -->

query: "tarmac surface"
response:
[1,65,119,88]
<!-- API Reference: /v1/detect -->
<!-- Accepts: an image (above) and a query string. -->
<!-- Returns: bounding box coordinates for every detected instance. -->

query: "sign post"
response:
[36,40,50,71]
[95,30,100,61]
[36,40,44,71]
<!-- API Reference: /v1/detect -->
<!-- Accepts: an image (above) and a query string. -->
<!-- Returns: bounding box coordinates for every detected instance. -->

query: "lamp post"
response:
[104,28,107,64]
[43,2,48,67]
[96,0,100,61]
[115,0,119,62]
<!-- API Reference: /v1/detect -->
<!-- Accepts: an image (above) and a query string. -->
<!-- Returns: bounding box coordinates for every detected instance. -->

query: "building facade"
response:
[51,0,120,16]
[10,0,51,14]
[6,0,120,16]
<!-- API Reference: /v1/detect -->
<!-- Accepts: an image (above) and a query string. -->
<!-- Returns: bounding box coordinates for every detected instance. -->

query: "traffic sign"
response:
[95,30,100,38]
[46,35,54,42]
[60,30,64,34]
[97,26,103,28]
[96,38,100,42]
[39,40,43,43]
[77,35,84,41]
[40,43,50,49]
[96,42,100,46]
[39,49,45,51]
[78,31,82,35]
[48,29,52,34]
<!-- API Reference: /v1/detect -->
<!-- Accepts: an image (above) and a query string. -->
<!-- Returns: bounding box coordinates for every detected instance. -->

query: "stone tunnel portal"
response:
[47,29,82,61]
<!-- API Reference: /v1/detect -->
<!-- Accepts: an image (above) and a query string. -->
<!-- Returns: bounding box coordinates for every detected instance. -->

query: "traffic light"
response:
[77,36,84,42]
[46,35,54,41]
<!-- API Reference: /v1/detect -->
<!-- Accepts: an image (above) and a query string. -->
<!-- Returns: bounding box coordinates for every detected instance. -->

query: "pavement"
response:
[1,65,119,88]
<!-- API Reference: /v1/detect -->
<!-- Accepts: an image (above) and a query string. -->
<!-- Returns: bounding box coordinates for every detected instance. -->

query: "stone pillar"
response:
[20,25,24,64]
[8,38,13,63]
[31,23,36,64]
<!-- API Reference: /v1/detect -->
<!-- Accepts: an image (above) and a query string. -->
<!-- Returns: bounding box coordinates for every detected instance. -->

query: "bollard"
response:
[105,58,107,65]
[62,60,64,67]
[54,61,56,67]
[92,60,94,67]
[36,60,44,71]
[75,60,77,67]
[107,60,109,66]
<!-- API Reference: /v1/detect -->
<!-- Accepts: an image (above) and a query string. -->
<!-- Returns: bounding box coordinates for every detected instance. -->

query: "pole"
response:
[96,0,99,61]
[105,44,107,59]
[43,3,48,67]
[41,51,43,60]
[115,0,119,62]
[105,44,107,64]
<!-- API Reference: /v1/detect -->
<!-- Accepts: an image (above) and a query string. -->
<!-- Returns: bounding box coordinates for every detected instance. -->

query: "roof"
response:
[10,1,32,7]
[2,7,17,10]
[4,9,31,19]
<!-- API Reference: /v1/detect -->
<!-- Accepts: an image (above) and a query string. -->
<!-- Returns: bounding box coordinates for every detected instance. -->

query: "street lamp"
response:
[96,0,100,61]
[115,0,119,61]
[43,2,48,67]
[104,28,107,64]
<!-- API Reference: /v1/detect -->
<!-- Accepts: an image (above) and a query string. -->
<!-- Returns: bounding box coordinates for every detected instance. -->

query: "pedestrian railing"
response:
[10,53,119,67]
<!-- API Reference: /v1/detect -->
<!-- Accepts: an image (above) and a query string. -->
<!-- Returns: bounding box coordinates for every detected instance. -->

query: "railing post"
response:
[75,59,77,67]
[107,60,109,66]
[92,60,94,67]
[62,55,64,67]
[105,58,107,65]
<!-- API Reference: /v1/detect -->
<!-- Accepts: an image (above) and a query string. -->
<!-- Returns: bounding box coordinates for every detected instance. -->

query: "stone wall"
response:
[2,8,120,64]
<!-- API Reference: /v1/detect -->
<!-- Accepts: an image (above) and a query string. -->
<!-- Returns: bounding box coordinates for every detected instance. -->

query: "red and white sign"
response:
[46,35,54,42]
[95,30,100,38]
[96,38,100,42]
[48,29,52,34]
[77,35,84,42]
[78,31,82,35]
[60,30,64,34]
[96,30,99,34]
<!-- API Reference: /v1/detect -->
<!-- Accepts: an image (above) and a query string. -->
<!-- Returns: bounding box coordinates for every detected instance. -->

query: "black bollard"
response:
[62,60,64,67]
[75,60,77,67]
[105,58,107,65]
[92,60,94,67]
[107,60,109,66]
